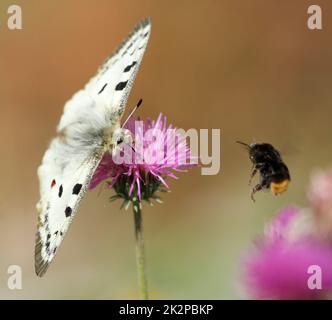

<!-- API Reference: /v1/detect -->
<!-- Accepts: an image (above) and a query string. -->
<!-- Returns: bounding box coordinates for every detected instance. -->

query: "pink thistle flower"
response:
[264,206,299,242]
[89,113,195,206]
[308,168,332,239]
[244,207,332,300]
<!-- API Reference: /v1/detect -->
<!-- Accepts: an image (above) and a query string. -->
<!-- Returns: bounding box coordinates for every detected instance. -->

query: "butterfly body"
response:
[35,19,151,276]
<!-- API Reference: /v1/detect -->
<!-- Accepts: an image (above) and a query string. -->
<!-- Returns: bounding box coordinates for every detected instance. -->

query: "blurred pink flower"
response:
[244,207,332,300]
[89,113,195,203]
[308,168,332,239]
[264,206,299,242]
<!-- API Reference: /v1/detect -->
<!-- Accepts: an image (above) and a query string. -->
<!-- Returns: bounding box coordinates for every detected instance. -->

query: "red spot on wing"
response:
[51,179,56,188]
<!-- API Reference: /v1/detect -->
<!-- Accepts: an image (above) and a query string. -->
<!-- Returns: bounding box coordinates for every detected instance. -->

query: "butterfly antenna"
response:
[122,98,143,128]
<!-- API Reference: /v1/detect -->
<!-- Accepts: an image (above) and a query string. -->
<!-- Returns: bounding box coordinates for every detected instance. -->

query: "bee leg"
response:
[251,184,263,202]
[248,167,258,186]
[249,163,265,186]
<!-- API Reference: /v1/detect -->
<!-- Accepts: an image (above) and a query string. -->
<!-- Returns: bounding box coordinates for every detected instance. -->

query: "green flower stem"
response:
[133,199,149,300]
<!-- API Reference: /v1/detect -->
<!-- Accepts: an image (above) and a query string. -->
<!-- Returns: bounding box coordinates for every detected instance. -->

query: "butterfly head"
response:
[110,127,133,156]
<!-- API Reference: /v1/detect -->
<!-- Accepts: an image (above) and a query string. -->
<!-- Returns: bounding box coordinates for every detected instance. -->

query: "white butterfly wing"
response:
[36,137,102,276]
[35,18,151,276]
[85,18,151,119]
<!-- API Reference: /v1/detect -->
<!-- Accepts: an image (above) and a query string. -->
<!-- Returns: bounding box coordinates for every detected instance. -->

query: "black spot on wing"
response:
[58,185,63,198]
[124,61,137,72]
[98,83,107,94]
[115,81,128,91]
[72,183,82,195]
[65,207,72,217]
[143,31,149,38]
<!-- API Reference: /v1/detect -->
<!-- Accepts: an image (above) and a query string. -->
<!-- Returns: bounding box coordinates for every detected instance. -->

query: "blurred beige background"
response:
[1,0,332,299]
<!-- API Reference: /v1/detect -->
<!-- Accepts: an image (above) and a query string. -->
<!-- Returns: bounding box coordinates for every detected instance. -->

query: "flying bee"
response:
[236,141,291,202]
